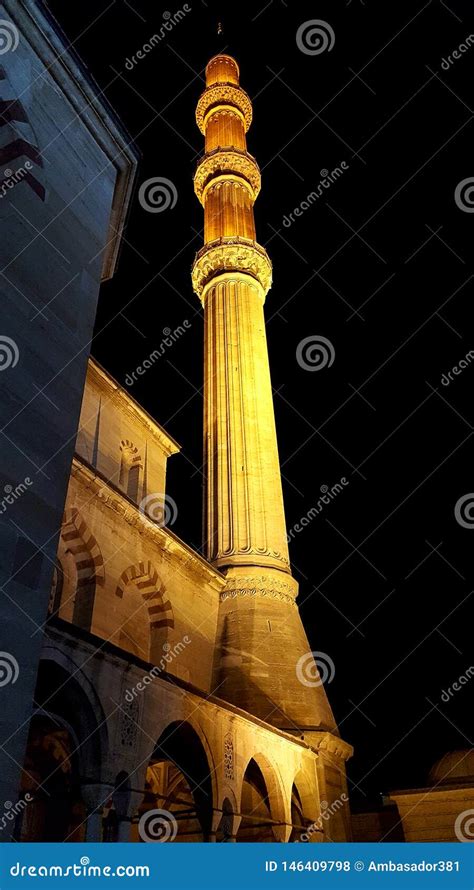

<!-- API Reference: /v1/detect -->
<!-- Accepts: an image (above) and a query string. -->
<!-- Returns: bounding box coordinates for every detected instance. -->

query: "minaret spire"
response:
[192,55,340,738]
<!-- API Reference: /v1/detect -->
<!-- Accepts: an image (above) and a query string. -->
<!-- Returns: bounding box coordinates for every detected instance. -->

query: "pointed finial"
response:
[217,21,223,36]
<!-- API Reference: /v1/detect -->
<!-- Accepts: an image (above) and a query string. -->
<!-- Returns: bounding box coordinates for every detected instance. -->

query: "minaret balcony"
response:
[191,236,272,301]
[195,82,253,134]
[194,148,261,203]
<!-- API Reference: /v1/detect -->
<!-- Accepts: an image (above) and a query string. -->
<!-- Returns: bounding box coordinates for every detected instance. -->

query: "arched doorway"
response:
[18,714,85,841]
[18,656,106,841]
[137,722,213,842]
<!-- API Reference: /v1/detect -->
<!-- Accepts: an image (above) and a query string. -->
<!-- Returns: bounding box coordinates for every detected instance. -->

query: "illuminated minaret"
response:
[192,55,342,741]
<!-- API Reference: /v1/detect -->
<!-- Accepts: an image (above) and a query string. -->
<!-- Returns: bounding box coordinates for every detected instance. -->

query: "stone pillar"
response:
[81,783,113,843]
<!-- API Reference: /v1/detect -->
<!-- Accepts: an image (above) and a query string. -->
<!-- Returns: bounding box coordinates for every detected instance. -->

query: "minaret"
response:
[192,55,338,738]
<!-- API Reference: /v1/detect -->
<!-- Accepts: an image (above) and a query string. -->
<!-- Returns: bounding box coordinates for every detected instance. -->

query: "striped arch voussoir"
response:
[61,508,105,588]
[115,560,174,631]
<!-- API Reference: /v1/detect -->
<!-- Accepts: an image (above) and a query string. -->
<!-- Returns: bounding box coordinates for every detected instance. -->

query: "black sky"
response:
[45,0,473,804]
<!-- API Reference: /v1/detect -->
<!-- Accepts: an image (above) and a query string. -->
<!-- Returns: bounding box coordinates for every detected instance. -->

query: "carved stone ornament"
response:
[194,149,261,203]
[195,83,253,134]
[192,237,272,298]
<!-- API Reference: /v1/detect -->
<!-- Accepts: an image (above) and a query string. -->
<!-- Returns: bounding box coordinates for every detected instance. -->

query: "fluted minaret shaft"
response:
[192,56,340,738]
[192,54,289,573]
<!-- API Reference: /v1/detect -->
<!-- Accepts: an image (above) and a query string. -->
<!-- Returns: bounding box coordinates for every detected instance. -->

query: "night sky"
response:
[45,0,473,805]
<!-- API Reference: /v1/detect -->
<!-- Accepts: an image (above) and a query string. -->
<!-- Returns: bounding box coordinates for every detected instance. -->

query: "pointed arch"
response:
[115,561,174,631]
[119,439,142,501]
[53,508,105,630]
[61,508,105,589]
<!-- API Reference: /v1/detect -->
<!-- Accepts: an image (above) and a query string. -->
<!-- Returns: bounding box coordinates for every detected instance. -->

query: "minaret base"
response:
[214,567,339,734]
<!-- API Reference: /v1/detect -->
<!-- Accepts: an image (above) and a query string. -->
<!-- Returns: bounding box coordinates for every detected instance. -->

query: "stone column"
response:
[81,783,113,843]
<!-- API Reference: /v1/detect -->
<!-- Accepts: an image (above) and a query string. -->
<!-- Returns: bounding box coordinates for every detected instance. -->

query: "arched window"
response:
[119,440,142,502]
